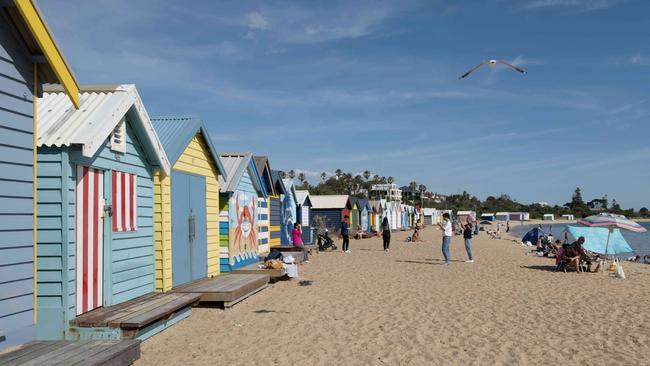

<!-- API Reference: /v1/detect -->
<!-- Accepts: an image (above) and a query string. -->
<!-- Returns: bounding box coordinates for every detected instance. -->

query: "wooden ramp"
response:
[231,263,286,280]
[70,293,200,340]
[0,340,140,366]
[173,274,269,308]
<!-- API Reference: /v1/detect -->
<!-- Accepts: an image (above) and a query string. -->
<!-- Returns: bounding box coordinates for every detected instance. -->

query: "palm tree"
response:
[280,171,287,179]
[288,169,296,179]
[387,176,394,184]
[363,170,371,181]
[335,169,342,179]
[298,172,306,183]
[418,184,427,194]
[320,172,327,181]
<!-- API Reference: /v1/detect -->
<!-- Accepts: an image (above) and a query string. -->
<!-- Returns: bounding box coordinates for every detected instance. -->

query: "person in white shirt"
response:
[438,212,453,265]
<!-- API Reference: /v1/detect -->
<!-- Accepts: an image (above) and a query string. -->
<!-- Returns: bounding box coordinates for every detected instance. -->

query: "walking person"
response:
[292,223,309,263]
[438,212,452,265]
[381,217,391,252]
[341,215,350,253]
[463,220,475,263]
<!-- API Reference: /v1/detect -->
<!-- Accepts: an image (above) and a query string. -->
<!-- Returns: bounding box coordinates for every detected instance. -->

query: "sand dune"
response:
[136,226,650,365]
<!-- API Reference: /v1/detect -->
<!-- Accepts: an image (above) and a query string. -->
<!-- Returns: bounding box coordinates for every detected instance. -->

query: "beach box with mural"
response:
[219,153,267,271]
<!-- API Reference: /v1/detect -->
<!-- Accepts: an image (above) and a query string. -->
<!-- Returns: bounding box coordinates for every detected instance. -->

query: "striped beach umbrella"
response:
[578,213,646,256]
[578,213,646,233]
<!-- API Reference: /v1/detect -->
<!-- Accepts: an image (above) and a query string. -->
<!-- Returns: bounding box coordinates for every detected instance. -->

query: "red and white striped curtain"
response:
[111,171,138,232]
[76,166,104,315]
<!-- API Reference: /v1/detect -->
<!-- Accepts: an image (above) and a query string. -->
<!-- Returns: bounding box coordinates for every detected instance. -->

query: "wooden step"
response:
[172,274,269,308]
[0,340,140,366]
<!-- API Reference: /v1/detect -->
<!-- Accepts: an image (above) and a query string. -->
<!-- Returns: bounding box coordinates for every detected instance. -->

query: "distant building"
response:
[424,192,447,204]
[535,202,549,207]
[400,186,421,202]
[370,184,402,202]
[588,198,607,212]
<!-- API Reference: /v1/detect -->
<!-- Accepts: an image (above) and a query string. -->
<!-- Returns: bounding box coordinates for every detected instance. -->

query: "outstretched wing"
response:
[497,60,527,74]
[459,61,486,79]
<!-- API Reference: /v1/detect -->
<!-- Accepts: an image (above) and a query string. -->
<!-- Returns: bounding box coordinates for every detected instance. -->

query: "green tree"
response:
[320,172,327,181]
[387,176,394,184]
[363,170,371,181]
[335,169,342,179]
[288,169,296,179]
[639,207,649,217]
[298,172,306,184]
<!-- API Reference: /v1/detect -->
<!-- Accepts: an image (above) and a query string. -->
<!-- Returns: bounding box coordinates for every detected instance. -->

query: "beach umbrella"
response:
[578,213,647,232]
[578,213,646,254]
[567,225,632,255]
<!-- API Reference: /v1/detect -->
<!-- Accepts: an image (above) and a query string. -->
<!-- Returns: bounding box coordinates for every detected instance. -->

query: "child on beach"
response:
[438,213,452,265]
[341,215,350,253]
[292,223,309,263]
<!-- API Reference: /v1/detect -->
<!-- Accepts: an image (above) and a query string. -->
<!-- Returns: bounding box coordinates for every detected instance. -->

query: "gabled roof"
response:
[282,178,298,205]
[350,197,359,209]
[2,0,79,107]
[357,199,370,211]
[219,152,266,197]
[271,170,286,195]
[295,190,312,206]
[37,84,170,174]
[150,115,226,178]
[253,156,276,196]
[311,195,351,210]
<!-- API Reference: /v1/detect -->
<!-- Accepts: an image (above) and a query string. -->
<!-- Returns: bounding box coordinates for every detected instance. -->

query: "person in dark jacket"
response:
[341,215,350,253]
[381,217,391,252]
[463,220,475,263]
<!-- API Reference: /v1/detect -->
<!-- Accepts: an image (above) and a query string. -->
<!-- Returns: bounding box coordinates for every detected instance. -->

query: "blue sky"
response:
[39,0,650,209]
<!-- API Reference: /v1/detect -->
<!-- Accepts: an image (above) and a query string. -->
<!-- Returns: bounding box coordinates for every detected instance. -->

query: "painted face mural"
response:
[230,192,257,264]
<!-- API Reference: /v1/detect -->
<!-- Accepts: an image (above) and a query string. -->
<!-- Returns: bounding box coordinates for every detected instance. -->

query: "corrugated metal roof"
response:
[150,115,226,178]
[37,84,170,174]
[311,195,351,209]
[219,152,264,196]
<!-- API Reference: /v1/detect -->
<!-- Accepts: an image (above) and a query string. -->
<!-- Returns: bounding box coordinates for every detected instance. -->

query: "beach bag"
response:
[615,259,626,279]
[265,249,283,262]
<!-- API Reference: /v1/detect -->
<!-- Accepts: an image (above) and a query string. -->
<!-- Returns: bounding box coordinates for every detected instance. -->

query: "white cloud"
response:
[246,12,269,30]
[627,54,650,66]
[520,0,625,10]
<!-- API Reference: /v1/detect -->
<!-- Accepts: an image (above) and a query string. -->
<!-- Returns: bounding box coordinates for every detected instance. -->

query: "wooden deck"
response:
[70,292,200,340]
[231,263,287,279]
[0,340,140,366]
[172,274,269,308]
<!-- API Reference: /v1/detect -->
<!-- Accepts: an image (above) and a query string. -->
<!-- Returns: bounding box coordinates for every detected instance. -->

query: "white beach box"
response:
[284,263,299,278]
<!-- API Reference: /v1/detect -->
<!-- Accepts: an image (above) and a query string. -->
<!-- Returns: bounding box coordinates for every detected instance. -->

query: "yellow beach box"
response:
[150,116,227,292]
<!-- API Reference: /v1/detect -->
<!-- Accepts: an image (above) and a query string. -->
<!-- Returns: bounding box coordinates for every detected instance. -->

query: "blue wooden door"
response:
[171,172,191,287]
[189,174,207,281]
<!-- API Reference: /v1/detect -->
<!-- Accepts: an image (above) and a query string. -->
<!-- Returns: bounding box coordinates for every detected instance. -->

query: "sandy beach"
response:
[136,226,650,366]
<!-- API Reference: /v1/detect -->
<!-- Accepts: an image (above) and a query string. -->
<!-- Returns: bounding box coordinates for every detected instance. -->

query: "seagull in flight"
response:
[459,59,527,79]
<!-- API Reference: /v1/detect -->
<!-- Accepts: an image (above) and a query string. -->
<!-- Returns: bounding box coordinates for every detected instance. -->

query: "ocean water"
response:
[510,222,650,257]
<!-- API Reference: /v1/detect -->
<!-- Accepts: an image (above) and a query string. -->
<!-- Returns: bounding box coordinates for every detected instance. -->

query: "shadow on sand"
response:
[520,265,560,272]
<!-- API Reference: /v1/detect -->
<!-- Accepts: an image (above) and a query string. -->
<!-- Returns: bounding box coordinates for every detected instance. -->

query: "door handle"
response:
[192,214,197,242]
[189,214,194,243]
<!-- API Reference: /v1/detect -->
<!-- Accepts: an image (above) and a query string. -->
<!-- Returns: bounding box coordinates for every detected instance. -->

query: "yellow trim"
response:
[154,133,221,292]
[14,0,80,108]
[33,63,37,322]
